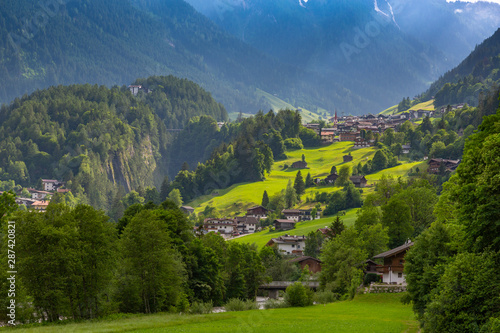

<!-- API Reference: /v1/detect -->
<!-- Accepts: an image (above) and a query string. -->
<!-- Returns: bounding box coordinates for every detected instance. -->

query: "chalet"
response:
[291,161,308,169]
[354,138,370,148]
[31,200,50,212]
[204,218,238,237]
[300,208,321,221]
[417,110,433,118]
[339,132,359,141]
[324,173,339,184]
[317,227,330,236]
[41,179,64,192]
[128,85,142,96]
[234,216,259,234]
[350,176,368,188]
[246,205,269,220]
[266,235,306,256]
[180,206,195,215]
[27,188,51,199]
[320,131,335,144]
[343,154,353,163]
[427,158,460,174]
[304,123,320,135]
[364,259,380,276]
[402,145,411,154]
[274,219,298,231]
[15,197,36,207]
[282,209,301,221]
[374,240,414,285]
[289,256,322,274]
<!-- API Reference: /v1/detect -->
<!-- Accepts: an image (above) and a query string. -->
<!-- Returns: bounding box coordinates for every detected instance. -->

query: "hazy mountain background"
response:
[0,0,499,116]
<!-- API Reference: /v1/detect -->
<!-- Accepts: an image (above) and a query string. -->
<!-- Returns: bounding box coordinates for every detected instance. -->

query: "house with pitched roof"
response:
[373,240,414,285]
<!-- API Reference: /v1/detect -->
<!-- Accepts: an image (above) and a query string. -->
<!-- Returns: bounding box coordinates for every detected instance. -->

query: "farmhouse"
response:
[350,175,368,188]
[427,158,460,174]
[204,218,238,237]
[343,154,353,162]
[27,188,51,199]
[41,179,64,192]
[246,205,269,220]
[234,216,259,234]
[339,132,359,141]
[320,131,335,144]
[324,173,339,184]
[180,206,195,215]
[291,161,308,169]
[274,219,298,231]
[373,240,414,285]
[266,235,306,256]
[289,256,322,274]
[31,200,50,212]
[282,209,301,221]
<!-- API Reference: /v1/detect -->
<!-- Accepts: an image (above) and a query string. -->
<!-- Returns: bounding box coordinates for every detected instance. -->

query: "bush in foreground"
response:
[224,298,259,312]
[314,290,340,304]
[190,301,213,314]
[264,299,289,309]
[284,282,314,307]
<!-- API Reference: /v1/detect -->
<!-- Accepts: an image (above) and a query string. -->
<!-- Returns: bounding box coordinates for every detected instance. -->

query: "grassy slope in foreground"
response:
[5,294,418,333]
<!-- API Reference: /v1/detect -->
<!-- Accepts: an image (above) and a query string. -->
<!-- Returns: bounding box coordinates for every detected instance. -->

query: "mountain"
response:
[0,76,228,211]
[0,0,372,115]
[185,0,500,111]
[423,27,500,108]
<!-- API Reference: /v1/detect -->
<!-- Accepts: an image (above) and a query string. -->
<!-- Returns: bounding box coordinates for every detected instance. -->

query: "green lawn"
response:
[187,142,377,217]
[233,209,358,249]
[4,294,418,333]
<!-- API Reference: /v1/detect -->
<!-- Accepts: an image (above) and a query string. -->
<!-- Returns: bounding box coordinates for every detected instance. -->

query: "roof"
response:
[373,241,414,259]
[32,200,50,207]
[41,179,59,183]
[282,209,301,214]
[267,235,307,246]
[289,256,322,263]
[181,205,194,210]
[274,219,298,224]
[350,176,367,183]
[27,189,51,194]
[235,216,258,225]
[247,205,268,211]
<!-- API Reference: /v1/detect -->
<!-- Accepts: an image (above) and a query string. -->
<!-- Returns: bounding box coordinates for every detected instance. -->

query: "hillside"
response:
[424,28,500,107]
[0,76,226,211]
[187,141,420,218]
[0,0,370,114]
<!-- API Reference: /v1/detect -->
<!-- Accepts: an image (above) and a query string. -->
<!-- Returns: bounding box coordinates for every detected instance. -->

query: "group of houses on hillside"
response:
[2,179,68,212]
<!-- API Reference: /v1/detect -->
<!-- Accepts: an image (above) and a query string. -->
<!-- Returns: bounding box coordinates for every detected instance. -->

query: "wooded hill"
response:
[0,76,227,211]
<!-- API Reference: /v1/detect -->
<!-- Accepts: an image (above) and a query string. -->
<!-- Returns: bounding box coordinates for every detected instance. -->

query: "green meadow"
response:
[380,99,435,116]
[187,141,420,217]
[3,294,418,333]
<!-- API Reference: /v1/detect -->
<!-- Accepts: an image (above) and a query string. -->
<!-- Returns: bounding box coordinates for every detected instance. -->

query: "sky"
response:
[447,0,500,4]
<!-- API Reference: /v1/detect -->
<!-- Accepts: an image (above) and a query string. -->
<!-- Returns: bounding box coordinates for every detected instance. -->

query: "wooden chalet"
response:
[350,175,368,188]
[325,173,339,184]
[373,240,414,285]
[339,132,359,142]
[180,206,195,215]
[282,209,301,221]
[427,158,460,174]
[289,256,322,274]
[343,154,353,163]
[246,205,269,220]
[274,219,297,231]
[234,216,259,234]
[291,161,308,169]
[266,235,306,255]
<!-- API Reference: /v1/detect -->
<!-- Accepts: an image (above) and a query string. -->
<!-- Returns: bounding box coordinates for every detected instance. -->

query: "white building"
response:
[266,235,307,256]
[373,240,414,285]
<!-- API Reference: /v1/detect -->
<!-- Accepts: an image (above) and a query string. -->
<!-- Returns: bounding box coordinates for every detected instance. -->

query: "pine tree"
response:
[261,190,269,208]
[330,165,337,175]
[285,180,297,208]
[181,162,190,171]
[159,176,170,202]
[305,172,313,188]
[301,154,306,163]
[294,171,305,200]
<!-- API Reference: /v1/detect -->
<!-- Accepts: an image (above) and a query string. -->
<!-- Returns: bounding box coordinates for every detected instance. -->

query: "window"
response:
[291,244,295,248]
[398,273,403,278]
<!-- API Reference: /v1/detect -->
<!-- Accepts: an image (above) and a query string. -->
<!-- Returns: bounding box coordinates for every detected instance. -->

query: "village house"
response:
[300,208,322,220]
[282,209,321,222]
[402,144,411,154]
[180,206,195,215]
[350,175,368,188]
[282,209,301,221]
[128,85,142,96]
[41,179,64,192]
[266,235,307,256]
[274,219,298,231]
[427,158,460,174]
[27,188,51,199]
[15,197,36,207]
[324,173,339,184]
[343,154,353,163]
[339,132,359,141]
[246,205,270,220]
[56,188,71,194]
[203,218,238,237]
[353,138,371,148]
[31,200,50,212]
[291,160,308,169]
[320,131,335,144]
[289,256,322,274]
[373,240,414,285]
[234,216,259,234]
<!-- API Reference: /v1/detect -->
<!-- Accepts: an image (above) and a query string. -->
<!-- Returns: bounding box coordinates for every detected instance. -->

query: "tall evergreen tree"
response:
[285,180,298,208]
[294,171,305,200]
[160,176,170,202]
[330,165,337,175]
[305,172,313,188]
[261,190,269,208]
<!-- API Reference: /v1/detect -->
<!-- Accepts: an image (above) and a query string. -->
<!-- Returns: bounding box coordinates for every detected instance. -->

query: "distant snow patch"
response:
[299,0,308,8]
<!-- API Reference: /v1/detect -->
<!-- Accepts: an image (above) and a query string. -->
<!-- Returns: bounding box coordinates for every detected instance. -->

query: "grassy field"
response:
[233,209,358,249]
[379,99,435,116]
[4,294,418,333]
[187,141,421,218]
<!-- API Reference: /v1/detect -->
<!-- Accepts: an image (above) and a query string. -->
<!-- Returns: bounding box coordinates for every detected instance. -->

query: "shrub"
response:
[176,293,190,313]
[224,298,259,312]
[284,282,314,307]
[264,299,289,309]
[190,301,213,314]
[363,273,381,286]
[284,138,304,150]
[313,291,340,304]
